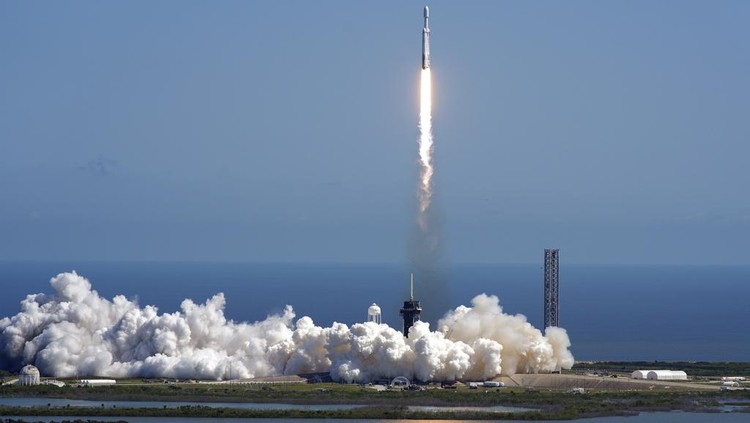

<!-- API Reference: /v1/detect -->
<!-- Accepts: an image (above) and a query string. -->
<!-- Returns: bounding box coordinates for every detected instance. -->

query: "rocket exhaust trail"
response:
[418,67,433,231]
[413,6,446,324]
[418,6,433,232]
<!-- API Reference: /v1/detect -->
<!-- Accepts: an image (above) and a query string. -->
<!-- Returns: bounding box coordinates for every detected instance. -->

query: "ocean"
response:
[1,261,748,362]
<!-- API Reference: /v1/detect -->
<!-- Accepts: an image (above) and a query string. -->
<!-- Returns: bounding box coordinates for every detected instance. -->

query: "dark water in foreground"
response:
[2,412,749,423]
[1,261,748,361]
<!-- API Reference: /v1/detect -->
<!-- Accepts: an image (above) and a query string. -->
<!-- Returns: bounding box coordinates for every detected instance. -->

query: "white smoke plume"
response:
[0,272,573,381]
[417,67,435,232]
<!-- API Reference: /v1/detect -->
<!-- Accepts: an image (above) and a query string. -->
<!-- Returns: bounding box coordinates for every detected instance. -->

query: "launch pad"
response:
[400,274,422,336]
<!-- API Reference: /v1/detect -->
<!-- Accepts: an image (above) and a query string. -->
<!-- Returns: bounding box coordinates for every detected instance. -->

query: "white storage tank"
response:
[367,303,382,324]
[17,365,41,386]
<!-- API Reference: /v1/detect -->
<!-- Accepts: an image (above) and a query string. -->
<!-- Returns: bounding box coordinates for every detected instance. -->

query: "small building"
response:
[390,376,410,388]
[632,370,688,381]
[78,379,117,386]
[41,380,65,387]
[483,381,504,387]
[17,365,40,386]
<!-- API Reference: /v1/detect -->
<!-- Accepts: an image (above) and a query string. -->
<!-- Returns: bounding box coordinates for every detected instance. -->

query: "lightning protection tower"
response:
[400,273,422,337]
[543,249,560,328]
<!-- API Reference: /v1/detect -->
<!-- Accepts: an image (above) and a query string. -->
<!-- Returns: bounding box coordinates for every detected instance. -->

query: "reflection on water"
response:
[407,405,535,413]
[2,412,749,423]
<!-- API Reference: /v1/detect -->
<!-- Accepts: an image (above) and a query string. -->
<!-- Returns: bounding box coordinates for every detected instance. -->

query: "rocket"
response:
[422,6,431,69]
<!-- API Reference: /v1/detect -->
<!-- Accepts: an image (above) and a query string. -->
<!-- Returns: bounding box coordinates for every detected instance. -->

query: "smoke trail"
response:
[0,272,573,381]
[417,68,434,232]
[411,67,449,322]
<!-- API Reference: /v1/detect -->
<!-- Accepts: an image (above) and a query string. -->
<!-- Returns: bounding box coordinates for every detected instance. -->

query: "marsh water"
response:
[2,411,749,422]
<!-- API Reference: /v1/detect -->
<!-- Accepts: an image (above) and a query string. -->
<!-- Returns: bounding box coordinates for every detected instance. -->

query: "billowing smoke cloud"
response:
[0,272,573,381]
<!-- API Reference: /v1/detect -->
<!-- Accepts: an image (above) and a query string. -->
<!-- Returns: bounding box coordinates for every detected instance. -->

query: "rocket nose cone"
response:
[424,6,429,19]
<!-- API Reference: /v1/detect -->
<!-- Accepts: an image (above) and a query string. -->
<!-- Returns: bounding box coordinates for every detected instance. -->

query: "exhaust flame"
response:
[418,68,434,231]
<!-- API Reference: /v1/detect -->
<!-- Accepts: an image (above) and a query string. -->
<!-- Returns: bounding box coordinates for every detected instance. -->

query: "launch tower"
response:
[400,274,422,336]
[543,249,560,328]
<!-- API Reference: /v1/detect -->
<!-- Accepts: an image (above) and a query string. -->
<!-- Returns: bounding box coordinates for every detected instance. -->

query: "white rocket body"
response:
[422,6,430,69]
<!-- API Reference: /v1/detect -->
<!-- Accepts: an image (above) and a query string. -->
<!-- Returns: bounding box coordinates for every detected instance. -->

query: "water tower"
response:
[367,303,382,324]
[17,365,40,386]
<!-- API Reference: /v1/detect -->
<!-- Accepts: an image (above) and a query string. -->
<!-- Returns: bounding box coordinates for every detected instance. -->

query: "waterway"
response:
[407,405,534,413]
[1,412,749,423]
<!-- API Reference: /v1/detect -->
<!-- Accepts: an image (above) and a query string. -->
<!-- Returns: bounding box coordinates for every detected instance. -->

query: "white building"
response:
[41,380,66,387]
[78,379,117,386]
[631,370,688,381]
[17,365,41,386]
[646,370,688,381]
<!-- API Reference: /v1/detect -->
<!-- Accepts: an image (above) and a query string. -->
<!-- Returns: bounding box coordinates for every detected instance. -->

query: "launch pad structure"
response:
[543,249,560,328]
[400,274,422,336]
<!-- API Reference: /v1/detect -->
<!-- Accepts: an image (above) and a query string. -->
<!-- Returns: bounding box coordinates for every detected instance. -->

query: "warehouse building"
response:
[631,370,687,381]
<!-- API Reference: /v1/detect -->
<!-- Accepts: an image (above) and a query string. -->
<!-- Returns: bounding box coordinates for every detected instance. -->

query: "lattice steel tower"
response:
[543,249,560,328]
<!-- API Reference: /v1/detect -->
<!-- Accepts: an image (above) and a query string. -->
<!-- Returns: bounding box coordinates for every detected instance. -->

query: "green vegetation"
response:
[0,404,599,420]
[2,362,749,419]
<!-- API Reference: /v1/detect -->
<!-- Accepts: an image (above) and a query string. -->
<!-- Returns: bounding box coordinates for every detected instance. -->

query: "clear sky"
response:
[1,1,748,265]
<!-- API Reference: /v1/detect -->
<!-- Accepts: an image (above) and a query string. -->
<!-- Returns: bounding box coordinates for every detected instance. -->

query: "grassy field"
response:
[1,362,748,420]
[0,381,749,420]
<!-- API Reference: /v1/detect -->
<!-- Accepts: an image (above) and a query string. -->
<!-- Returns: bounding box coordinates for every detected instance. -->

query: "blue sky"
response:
[1,1,748,264]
